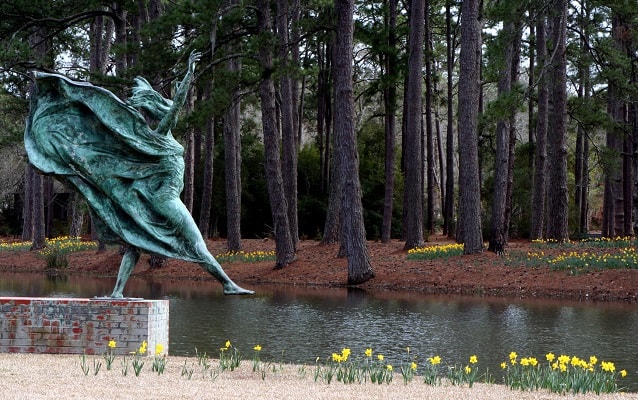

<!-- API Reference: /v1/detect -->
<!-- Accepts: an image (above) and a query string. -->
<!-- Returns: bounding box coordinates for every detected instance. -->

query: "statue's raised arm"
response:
[155,51,201,136]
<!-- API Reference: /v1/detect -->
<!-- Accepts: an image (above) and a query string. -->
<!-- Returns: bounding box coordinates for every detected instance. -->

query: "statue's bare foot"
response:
[223,282,254,295]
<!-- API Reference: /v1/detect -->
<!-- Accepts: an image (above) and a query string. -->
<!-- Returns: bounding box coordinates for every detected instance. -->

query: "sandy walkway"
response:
[0,354,635,400]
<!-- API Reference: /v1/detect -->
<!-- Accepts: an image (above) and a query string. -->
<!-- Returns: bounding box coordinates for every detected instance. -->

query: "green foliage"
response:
[0,91,27,146]
[297,145,326,239]
[357,120,403,240]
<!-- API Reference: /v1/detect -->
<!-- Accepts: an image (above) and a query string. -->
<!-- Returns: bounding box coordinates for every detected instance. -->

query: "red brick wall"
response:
[0,297,169,355]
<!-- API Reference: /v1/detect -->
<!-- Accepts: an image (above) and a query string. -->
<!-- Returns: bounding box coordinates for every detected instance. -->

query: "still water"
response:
[1,272,637,390]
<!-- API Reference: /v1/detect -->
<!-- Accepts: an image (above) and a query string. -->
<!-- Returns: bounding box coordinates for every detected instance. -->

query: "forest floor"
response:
[1,234,637,303]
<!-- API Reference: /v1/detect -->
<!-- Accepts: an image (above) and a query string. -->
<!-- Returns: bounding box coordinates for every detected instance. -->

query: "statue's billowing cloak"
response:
[25,72,210,263]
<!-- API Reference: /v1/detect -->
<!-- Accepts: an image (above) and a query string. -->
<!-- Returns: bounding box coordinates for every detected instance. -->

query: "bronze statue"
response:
[25,52,253,297]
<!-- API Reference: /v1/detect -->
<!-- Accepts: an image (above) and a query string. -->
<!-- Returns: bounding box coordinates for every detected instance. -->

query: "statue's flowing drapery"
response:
[24,72,211,263]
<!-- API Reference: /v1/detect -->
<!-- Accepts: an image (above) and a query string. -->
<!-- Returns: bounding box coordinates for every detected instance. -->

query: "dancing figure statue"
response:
[25,52,253,297]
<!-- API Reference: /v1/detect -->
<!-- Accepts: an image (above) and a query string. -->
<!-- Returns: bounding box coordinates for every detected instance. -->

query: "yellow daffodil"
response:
[469,355,478,364]
[377,354,384,361]
[601,361,615,373]
[428,355,441,365]
[500,362,507,369]
[546,352,555,362]
[225,340,231,348]
[411,362,417,371]
[621,369,627,378]
[365,348,373,357]
[254,344,262,351]
[108,340,116,349]
[138,340,147,354]
[464,365,472,374]
[386,364,393,371]
[155,344,164,354]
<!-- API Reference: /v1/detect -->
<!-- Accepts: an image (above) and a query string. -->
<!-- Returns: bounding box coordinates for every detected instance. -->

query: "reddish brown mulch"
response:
[1,235,637,302]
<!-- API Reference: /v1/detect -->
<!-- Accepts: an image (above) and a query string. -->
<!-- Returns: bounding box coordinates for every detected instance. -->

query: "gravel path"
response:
[0,354,635,400]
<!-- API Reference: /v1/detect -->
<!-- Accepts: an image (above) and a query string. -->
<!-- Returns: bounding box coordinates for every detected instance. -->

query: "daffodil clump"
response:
[214,250,276,264]
[422,355,442,385]
[406,243,464,260]
[130,340,148,376]
[104,340,117,370]
[219,340,242,371]
[0,240,31,252]
[152,344,167,375]
[502,351,627,394]
[1,236,98,255]
[79,339,168,377]
[313,347,394,384]
[39,236,99,269]
[522,247,638,273]
[0,236,100,269]
[445,354,482,387]
[532,236,634,250]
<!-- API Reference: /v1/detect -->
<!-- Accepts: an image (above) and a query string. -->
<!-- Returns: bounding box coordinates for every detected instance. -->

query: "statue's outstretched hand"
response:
[188,51,201,75]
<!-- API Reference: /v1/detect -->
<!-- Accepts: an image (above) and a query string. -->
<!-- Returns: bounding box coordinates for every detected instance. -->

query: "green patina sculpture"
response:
[24,52,253,297]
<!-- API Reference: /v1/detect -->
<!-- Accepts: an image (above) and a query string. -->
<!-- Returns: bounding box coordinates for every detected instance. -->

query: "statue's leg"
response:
[199,258,254,295]
[110,246,141,298]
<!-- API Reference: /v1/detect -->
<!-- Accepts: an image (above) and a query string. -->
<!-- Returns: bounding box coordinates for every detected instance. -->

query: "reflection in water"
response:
[1,272,637,391]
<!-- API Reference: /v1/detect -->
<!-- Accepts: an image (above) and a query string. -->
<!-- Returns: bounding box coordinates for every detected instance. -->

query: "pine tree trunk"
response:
[225,62,242,251]
[321,40,340,245]
[278,0,299,247]
[256,0,295,267]
[381,0,397,243]
[444,0,456,238]
[334,0,374,284]
[69,193,86,237]
[183,90,196,214]
[531,16,548,240]
[489,19,520,253]
[31,171,46,250]
[21,166,33,241]
[198,109,215,239]
[457,0,483,254]
[424,0,435,234]
[545,0,569,241]
[403,0,425,250]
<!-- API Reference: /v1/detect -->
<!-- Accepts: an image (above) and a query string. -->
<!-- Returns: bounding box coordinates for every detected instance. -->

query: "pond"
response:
[1,272,637,391]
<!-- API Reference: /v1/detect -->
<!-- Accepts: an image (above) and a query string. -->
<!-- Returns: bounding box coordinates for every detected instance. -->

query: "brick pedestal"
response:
[0,297,169,355]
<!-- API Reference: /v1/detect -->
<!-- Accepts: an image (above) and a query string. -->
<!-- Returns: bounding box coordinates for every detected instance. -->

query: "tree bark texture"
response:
[444,0,456,238]
[488,21,515,254]
[198,84,215,239]
[381,0,397,243]
[530,16,548,240]
[403,0,425,250]
[277,0,299,247]
[457,0,483,254]
[545,0,569,241]
[334,0,374,284]
[425,0,435,234]
[256,0,295,267]
[225,66,242,251]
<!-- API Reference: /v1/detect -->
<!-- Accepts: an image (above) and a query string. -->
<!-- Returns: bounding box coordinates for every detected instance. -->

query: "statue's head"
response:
[126,77,173,120]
